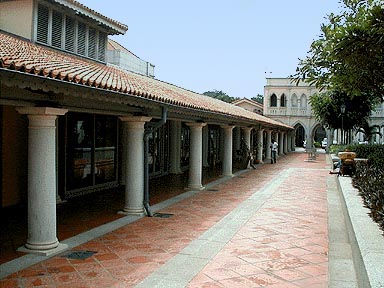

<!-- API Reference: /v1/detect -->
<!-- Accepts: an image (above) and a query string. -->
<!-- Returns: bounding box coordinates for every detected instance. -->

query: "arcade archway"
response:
[294,123,305,147]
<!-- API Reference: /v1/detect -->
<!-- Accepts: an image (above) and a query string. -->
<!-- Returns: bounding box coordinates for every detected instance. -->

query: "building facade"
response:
[264,78,384,149]
[0,0,293,257]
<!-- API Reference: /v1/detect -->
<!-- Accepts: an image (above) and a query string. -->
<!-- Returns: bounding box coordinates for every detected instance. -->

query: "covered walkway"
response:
[0,151,357,287]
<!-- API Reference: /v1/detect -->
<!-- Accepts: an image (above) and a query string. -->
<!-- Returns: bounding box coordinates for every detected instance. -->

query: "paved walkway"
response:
[0,152,357,287]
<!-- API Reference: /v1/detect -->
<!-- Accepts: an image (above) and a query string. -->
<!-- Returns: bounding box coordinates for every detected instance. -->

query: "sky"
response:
[80,0,342,98]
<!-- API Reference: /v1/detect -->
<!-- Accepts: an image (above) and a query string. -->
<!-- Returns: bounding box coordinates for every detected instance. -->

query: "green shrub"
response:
[351,144,384,234]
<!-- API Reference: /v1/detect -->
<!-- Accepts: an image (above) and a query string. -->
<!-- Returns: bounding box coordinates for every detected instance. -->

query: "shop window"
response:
[65,113,117,195]
[147,123,169,177]
[208,125,221,167]
[180,124,190,168]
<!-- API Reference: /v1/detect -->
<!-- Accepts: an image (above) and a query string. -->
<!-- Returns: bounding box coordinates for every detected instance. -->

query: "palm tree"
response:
[355,119,382,143]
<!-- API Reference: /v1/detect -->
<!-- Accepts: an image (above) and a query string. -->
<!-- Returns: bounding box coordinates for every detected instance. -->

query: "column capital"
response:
[17,107,68,128]
[186,122,207,128]
[220,124,235,130]
[16,107,68,116]
[119,115,152,123]
[242,127,253,133]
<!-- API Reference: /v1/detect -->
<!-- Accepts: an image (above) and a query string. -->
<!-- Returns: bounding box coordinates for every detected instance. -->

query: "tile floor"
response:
[1,152,331,287]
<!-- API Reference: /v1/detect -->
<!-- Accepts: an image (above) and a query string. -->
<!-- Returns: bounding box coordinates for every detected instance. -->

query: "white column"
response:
[283,132,288,154]
[291,131,296,150]
[257,129,264,163]
[120,122,127,185]
[169,120,182,174]
[279,132,284,155]
[186,122,206,190]
[17,107,67,253]
[221,125,234,177]
[119,116,152,215]
[266,130,272,161]
[243,127,252,150]
[286,132,291,152]
[234,127,241,152]
[202,125,209,167]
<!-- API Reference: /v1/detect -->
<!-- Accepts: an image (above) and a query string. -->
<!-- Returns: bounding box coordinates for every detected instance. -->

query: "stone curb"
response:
[336,174,384,288]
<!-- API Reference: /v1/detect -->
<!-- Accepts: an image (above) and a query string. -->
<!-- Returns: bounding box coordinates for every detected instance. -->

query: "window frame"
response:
[34,1,107,62]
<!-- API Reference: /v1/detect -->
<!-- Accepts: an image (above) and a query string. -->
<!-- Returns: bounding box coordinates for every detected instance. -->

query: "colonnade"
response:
[16,107,293,255]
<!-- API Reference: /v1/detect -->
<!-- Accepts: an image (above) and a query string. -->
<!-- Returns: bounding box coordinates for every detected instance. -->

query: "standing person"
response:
[270,139,278,164]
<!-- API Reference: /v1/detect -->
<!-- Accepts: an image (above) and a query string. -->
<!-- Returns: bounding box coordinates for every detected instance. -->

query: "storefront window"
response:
[148,122,169,177]
[180,124,190,168]
[65,113,117,193]
[208,125,221,167]
[95,115,117,184]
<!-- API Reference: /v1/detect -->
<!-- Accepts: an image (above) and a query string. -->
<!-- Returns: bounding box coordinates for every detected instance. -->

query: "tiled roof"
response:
[232,98,264,109]
[0,32,291,129]
[108,39,139,59]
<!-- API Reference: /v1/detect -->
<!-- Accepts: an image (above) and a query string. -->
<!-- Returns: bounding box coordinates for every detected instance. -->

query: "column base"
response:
[118,208,145,216]
[18,243,68,256]
[23,238,60,251]
[220,174,234,178]
[185,184,205,191]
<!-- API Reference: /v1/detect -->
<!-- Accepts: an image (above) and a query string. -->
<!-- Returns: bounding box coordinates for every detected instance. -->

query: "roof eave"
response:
[0,68,292,130]
[53,0,128,35]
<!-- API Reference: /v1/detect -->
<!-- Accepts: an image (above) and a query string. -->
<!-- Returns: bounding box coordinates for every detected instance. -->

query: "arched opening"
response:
[294,123,305,147]
[291,93,298,107]
[280,94,286,107]
[300,94,307,108]
[313,125,326,147]
[270,94,277,107]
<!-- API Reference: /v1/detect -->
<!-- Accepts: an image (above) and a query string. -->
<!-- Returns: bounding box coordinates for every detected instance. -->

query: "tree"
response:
[310,90,373,130]
[355,119,383,143]
[251,94,264,104]
[202,90,239,103]
[293,0,384,130]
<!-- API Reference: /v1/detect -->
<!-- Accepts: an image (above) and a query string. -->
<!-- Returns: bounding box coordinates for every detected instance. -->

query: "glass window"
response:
[208,125,221,167]
[147,123,169,176]
[65,113,117,192]
[95,115,117,184]
[180,124,190,168]
[66,113,93,190]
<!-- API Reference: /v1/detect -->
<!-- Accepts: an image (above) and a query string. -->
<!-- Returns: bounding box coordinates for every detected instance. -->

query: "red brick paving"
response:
[1,152,330,287]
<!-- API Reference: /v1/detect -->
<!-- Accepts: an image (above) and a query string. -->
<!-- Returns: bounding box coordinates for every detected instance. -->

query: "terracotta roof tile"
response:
[0,32,291,129]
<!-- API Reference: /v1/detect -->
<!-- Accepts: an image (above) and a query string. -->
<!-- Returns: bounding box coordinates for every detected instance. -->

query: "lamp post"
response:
[340,104,346,144]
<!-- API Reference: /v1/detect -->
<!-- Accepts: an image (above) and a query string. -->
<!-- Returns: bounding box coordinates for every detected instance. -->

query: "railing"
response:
[266,107,309,116]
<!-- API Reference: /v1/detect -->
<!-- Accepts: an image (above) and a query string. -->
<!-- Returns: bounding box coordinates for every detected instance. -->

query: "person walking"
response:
[270,139,278,164]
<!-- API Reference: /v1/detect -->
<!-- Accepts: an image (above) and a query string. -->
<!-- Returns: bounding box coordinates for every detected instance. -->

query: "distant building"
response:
[232,98,263,115]
[107,39,155,77]
[264,78,384,147]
